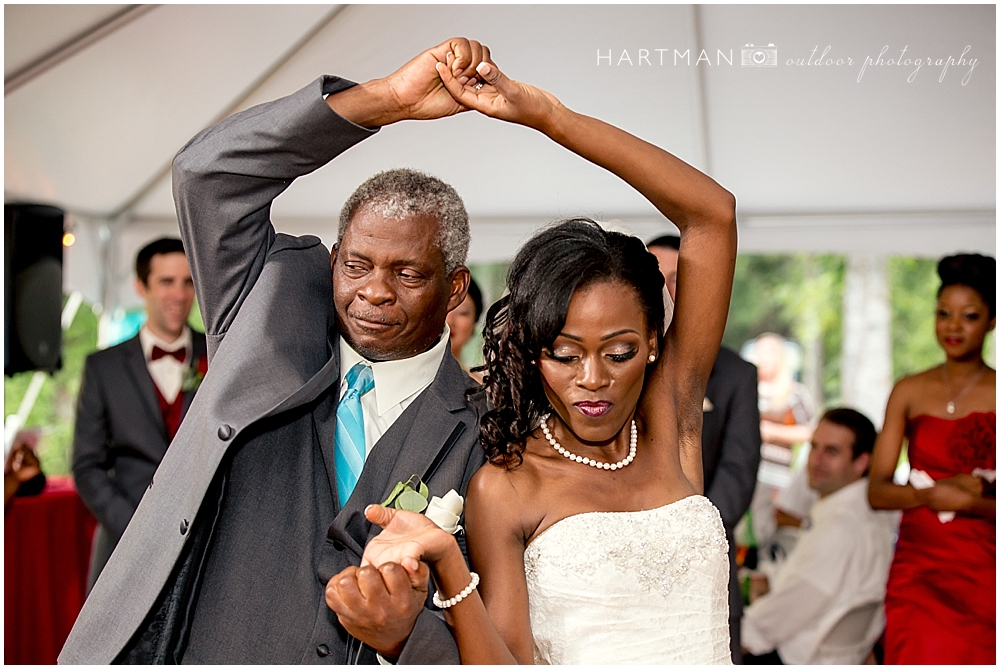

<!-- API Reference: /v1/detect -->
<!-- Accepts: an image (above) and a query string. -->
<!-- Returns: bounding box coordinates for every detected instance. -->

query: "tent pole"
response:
[5,5,156,96]
[108,5,347,223]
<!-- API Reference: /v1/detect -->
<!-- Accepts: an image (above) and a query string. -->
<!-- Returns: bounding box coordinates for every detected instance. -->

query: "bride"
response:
[338,49,737,664]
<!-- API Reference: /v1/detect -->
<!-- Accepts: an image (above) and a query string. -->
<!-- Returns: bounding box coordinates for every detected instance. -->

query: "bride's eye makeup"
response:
[544,347,579,363]
[608,349,638,363]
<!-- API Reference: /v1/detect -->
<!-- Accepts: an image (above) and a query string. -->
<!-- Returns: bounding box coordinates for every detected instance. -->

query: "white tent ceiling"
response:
[5,4,995,310]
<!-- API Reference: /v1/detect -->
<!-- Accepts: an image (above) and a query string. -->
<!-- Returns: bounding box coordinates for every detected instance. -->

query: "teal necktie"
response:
[335,362,375,508]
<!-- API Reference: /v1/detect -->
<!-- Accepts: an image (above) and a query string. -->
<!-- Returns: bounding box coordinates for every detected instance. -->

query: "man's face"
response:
[135,252,195,341]
[807,420,868,497]
[754,335,784,382]
[649,246,679,301]
[332,208,469,362]
[446,292,478,357]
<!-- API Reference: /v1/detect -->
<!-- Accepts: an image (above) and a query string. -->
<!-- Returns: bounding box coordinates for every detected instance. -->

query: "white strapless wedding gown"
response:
[524,495,732,664]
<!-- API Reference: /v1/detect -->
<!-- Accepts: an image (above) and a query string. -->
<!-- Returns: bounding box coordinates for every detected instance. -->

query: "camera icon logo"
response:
[742,44,778,67]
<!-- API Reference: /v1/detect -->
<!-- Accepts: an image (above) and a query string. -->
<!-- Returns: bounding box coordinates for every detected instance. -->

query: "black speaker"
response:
[5,204,65,376]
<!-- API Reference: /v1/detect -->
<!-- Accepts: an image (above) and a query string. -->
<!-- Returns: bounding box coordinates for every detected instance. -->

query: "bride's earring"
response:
[648,354,656,363]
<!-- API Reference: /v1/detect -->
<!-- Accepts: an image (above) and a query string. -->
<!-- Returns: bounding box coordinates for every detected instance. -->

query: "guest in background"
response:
[648,234,761,662]
[72,237,207,592]
[743,332,817,561]
[4,434,45,507]
[446,275,484,378]
[754,333,816,458]
[868,253,995,664]
[743,409,899,665]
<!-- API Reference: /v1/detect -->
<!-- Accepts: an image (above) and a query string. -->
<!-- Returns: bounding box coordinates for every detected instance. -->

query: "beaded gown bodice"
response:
[523,495,732,664]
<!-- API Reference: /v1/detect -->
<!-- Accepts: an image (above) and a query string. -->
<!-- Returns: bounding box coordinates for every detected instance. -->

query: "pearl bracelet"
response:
[432,571,480,609]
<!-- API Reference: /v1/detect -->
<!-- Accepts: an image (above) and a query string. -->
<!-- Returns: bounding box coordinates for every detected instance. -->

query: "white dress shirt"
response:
[778,465,820,520]
[139,325,192,404]
[742,478,900,664]
[338,325,450,456]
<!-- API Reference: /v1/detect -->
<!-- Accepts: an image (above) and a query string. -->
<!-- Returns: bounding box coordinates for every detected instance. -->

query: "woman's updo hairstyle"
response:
[478,218,666,468]
[937,253,996,318]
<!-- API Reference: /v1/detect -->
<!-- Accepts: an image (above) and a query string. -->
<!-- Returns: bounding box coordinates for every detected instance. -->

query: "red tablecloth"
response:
[5,475,96,664]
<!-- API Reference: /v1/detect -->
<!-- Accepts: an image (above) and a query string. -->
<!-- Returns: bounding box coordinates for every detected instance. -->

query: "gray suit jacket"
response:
[72,331,207,539]
[59,76,485,664]
[701,346,761,658]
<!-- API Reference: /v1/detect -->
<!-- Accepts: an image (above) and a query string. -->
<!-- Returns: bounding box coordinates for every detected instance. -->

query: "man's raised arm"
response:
[171,77,375,344]
[171,37,486,346]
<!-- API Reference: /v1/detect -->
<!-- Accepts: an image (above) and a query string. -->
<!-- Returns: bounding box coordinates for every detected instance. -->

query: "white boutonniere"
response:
[425,489,464,535]
[381,475,465,534]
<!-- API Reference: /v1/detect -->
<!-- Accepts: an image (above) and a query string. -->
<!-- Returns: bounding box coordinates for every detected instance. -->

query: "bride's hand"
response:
[362,504,457,574]
[435,57,563,131]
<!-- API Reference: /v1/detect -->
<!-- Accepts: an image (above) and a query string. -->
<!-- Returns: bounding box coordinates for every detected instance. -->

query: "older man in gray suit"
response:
[60,39,495,664]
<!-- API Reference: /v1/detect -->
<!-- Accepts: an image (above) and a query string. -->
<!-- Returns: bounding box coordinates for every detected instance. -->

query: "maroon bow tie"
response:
[151,346,187,363]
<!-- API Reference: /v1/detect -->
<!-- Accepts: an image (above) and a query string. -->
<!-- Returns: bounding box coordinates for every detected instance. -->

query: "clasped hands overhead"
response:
[329,37,561,131]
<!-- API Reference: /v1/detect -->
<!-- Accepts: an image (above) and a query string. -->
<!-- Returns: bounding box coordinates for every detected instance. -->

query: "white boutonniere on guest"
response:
[380,475,465,534]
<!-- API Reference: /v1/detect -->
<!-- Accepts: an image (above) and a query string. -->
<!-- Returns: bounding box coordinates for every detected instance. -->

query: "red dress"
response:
[884,411,996,664]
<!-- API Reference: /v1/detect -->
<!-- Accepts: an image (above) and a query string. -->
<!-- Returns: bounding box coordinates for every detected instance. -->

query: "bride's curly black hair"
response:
[477,218,666,468]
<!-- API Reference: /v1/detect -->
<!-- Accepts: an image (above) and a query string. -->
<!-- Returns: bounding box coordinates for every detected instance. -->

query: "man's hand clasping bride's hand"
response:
[360,504,456,582]
[386,34,565,130]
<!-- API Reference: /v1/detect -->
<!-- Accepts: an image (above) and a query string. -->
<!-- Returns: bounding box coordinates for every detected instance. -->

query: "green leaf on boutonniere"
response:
[180,366,205,393]
[380,474,430,510]
[381,481,407,507]
[395,489,429,513]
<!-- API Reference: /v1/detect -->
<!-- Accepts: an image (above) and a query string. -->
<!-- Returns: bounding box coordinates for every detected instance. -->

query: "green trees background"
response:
[5,254,993,476]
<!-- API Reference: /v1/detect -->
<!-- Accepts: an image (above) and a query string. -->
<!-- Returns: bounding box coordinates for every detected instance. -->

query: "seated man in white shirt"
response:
[742,408,900,665]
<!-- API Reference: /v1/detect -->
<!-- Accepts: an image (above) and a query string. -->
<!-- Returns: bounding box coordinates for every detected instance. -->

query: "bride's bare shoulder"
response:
[467,444,549,537]
[469,453,540,503]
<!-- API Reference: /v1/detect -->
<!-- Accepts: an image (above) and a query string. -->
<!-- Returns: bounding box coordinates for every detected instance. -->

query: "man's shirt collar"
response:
[338,324,450,417]
[140,325,192,362]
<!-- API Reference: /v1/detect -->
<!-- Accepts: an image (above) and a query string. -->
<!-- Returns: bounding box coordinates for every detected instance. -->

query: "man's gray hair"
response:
[339,168,470,274]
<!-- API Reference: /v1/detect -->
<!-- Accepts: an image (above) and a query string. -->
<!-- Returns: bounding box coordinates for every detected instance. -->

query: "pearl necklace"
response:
[540,413,637,471]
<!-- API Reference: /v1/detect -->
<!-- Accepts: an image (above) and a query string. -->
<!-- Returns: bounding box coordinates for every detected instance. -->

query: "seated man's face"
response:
[332,209,466,361]
[806,420,867,497]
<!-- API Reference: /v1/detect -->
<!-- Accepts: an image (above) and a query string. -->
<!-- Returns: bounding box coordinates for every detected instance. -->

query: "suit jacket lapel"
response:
[181,332,209,415]
[122,335,166,437]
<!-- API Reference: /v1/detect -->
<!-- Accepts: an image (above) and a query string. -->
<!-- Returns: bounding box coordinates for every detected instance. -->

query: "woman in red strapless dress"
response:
[869,254,995,665]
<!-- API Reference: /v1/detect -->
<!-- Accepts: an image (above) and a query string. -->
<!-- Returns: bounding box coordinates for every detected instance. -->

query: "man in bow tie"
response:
[72,237,207,592]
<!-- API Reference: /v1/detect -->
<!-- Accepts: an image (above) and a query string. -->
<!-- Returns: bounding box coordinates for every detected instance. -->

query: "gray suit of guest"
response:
[73,331,207,590]
[59,76,484,664]
[701,346,761,663]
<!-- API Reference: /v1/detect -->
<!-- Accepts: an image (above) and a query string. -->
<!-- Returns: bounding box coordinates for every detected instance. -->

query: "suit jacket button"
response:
[180,519,189,535]
[316,644,330,657]
[217,424,233,440]
[331,540,345,551]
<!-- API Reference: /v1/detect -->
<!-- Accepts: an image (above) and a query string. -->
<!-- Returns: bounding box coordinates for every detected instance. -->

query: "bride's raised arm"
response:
[439,59,738,491]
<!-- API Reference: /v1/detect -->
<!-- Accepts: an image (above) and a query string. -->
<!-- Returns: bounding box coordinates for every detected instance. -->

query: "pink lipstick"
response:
[575,401,611,417]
